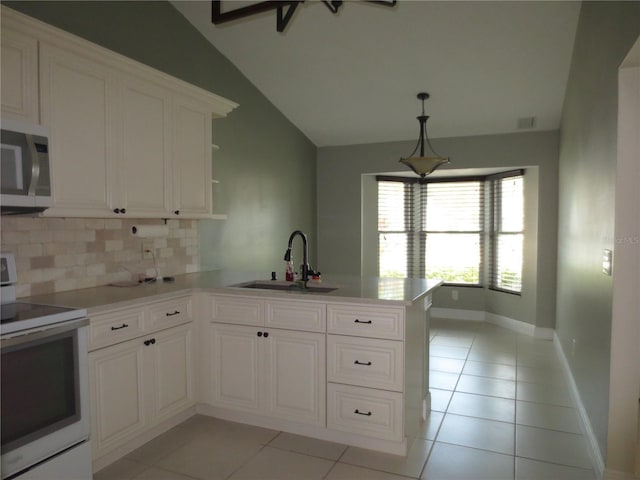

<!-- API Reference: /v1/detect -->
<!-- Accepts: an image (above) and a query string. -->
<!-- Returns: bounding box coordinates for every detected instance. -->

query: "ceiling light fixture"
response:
[399,92,450,178]
[212,0,397,33]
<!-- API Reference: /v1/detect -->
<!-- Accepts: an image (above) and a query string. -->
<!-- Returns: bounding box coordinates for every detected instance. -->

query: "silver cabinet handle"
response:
[25,134,40,196]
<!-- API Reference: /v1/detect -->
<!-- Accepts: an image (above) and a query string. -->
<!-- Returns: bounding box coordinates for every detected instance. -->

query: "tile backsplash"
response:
[0,217,200,298]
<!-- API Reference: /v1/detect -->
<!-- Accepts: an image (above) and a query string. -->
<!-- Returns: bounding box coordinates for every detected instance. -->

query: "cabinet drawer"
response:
[327,335,403,391]
[89,308,145,351]
[327,383,403,441]
[147,296,192,331]
[265,300,326,332]
[327,304,404,340]
[209,295,263,327]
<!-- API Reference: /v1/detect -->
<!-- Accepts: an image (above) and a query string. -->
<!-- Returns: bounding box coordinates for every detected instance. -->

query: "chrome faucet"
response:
[283,230,310,284]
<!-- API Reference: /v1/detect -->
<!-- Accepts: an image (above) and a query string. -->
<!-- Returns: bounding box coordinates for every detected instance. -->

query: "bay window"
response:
[377,171,524,294]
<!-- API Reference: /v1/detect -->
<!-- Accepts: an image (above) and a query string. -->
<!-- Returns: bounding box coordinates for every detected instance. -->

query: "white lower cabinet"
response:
[203,294,428,455]
[326,303,411,443]
[88,297,195,464]
[327,383,403,442]
[209,323,261,411]
[209,322,325,427]
[327,334,404,392]
[266,328,325,425]
[90,335,146,454]
[88,292,429,469]
[146,324,195,424]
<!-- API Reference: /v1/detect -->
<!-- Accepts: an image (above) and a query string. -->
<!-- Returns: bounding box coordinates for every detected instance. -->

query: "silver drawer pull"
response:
[354,360,372,366]
[111,323,129,331]
[354,409,372,416]
[354,319,372,324]
[166,310,181,316]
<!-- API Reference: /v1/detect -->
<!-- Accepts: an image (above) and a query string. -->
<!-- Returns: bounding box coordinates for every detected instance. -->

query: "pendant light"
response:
[399,92,450,177]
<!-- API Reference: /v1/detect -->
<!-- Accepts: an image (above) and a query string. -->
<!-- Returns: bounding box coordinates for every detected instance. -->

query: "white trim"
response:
[554,332,606,478]
[430,308,485,321]
[534,326,555,340]
[197,403,408,456]
[486,312,535,336]
[432,308,544,337]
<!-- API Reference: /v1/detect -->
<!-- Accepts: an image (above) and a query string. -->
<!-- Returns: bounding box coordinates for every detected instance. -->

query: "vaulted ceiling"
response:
[172,1,580,147]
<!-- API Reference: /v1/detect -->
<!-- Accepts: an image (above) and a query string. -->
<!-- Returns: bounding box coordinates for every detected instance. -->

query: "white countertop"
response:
[21,270,443,313]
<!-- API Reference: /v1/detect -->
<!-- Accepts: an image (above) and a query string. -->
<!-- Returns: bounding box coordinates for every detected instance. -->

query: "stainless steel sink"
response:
[233,281,338,294]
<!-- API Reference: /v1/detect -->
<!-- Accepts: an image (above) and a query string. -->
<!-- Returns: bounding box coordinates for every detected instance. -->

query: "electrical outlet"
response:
[141,241,153,259]
[451,289,459,301]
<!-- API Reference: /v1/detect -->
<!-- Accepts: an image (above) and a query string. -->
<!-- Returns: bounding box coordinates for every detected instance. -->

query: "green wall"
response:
[3,0,317,274]
[556,1,640,458]
[317,130,559,328]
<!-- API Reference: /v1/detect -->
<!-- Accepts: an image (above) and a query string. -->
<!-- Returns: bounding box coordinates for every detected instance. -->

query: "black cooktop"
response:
[0,302,87,336]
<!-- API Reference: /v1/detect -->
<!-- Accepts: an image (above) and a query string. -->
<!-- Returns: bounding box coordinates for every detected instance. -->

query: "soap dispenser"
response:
[285,259,294,282]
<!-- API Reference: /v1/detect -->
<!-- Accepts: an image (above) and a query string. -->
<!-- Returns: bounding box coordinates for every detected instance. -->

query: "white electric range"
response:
[1,252,92,480]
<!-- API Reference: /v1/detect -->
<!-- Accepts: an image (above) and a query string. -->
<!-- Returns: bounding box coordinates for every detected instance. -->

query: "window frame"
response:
[376,178,416,279]
[418,177,485,286]
[488,170,525,295]
[376,170,525,293]
[376,175,485,285]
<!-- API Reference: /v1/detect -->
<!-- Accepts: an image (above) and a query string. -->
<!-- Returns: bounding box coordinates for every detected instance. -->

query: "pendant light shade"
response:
[399,92,450,177]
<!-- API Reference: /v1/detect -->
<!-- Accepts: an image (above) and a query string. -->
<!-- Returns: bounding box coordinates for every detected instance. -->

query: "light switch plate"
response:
[602,249,612,276]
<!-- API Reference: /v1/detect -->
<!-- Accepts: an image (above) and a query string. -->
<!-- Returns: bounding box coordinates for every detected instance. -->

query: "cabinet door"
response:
[117,75,172,216]
[39,43,115,215]
[145,323,195,424]
[172,94,212,218]
[209,323,262,412]
[89,338,146,458]
[265,329,326,426]
[1,28,38,123]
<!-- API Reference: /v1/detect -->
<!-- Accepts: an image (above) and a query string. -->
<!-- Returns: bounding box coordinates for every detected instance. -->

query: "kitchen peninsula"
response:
[22,272,441,472]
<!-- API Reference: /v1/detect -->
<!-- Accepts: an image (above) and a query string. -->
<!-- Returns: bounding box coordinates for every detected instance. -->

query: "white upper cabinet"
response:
[172,94,213,218]
[1,27,39,123]
[117,74,173,217]
[1,6,238,219]
[39,43,115,215]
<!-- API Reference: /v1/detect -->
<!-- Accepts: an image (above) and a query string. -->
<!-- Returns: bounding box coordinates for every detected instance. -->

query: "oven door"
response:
[1,318,90,479]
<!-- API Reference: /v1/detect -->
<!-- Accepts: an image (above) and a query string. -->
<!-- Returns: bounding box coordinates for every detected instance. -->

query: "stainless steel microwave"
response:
[1,119,52,215]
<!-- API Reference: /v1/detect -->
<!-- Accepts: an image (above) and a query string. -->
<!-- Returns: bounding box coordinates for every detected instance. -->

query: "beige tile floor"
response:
[95,319,597,480]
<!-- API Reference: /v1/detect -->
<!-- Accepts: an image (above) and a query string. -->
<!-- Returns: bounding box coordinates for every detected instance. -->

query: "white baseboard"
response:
[431,308,485,321]
[534,326,555,340]
[553,332,606,478]
[486,312,535,336]
[433,308,544,337]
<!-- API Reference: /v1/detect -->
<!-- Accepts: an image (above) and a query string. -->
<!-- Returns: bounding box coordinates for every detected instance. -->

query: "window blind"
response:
[376,171,523,291]
[490,174,524,293]
[378,180,414,278]
[420,181,484,284]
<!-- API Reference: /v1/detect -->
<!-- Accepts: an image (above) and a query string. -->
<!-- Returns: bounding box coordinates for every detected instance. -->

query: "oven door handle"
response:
[1,317,89,348]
